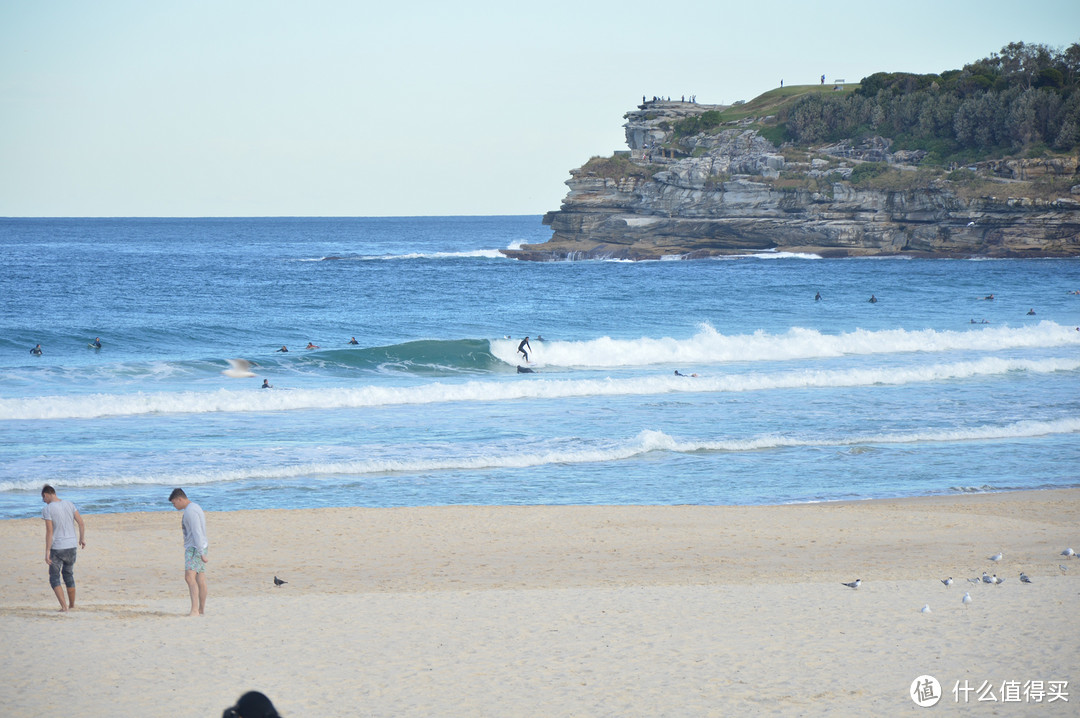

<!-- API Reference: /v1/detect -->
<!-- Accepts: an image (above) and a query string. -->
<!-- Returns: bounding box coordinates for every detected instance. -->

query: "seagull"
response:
[1060,564,1069,573]
[941,577,953,588]
[962,592,972,605]
[982,572,994,584]
[273,576,287,587]
[841,579,861,589]
[988,552,1003,562]
[992,575,1004,585]
[967,221,976,227]
[920,604,932,613]
[967,577,981,584]
[1062,548,1075,557]
[1019,573,1032,584]
[222,358,256,378]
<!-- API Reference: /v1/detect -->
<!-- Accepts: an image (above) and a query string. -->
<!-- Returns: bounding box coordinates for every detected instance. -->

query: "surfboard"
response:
[88,343,101,349]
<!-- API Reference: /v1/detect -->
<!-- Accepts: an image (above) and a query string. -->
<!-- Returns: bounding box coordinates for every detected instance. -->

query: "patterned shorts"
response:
[185,546,206,573]
[48,548,77,588]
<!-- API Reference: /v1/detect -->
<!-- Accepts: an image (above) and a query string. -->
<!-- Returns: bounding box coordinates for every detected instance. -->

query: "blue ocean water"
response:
[1,216,1078,519]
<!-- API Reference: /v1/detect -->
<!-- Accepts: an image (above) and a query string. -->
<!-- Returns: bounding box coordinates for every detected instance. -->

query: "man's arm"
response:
[74,509,86,548]
[44,519,53,564]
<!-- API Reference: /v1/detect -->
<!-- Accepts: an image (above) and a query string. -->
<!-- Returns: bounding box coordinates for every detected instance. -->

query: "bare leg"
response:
[52,585,69,612]
[184,570,201,616]
[67,586,76,610]
[196,572,208,615]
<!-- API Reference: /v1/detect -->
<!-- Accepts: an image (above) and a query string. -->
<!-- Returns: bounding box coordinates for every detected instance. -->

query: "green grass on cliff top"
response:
[718,83,860,123]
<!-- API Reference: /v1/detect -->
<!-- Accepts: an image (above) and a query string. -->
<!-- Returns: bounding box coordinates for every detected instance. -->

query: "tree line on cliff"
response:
[782,42,1080,162]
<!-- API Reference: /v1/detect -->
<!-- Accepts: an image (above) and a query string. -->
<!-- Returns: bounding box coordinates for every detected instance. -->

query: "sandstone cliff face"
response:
[505,102,1080,260]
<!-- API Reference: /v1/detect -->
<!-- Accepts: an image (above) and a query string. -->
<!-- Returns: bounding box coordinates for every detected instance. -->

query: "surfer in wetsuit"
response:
[815,292,821,301]
[261,379,272,389]
[90,337,102,349]
[305,342,319,349]
[868,294,877,303]
[348,337,358,345]
[30,343,43,356]
[517,337,531,362]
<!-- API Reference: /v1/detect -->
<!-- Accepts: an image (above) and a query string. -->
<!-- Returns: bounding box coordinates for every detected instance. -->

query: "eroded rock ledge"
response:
[505,101,1080,260]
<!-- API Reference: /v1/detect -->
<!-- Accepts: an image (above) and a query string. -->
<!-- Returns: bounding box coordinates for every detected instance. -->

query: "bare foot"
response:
[57,607,68,613]
[188,610,200,617]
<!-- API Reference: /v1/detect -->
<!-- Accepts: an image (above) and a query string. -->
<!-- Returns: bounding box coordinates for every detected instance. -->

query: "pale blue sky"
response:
[1,1,1077,217]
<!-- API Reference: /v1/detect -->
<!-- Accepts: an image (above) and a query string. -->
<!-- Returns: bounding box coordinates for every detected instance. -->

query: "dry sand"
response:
[1,490,1078,716]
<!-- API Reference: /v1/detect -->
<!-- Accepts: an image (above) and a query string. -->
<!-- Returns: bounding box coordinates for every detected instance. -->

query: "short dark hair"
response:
[169,488,187,501]
[41,484,56,497]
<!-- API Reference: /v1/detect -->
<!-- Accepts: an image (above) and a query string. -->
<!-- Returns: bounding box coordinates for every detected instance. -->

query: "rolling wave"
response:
[2,418,1075,492]
[494,321,1080,368]
[5,323,1075,385]
[311,249,507,261]
[3,357,1076,420]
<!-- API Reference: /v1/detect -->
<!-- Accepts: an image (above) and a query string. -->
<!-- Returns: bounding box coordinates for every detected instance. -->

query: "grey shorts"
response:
[48,547,77,588]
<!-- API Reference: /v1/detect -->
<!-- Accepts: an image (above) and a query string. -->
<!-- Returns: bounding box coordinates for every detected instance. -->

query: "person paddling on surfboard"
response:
[517,336,531,362]
[89,337,101,349]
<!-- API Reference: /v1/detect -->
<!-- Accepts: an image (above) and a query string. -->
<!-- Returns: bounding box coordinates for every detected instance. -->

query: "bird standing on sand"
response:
[1061,548,1075,557]
[1020,573,1032,584]
[841,579,861,589]
[962,592,972,605]
[920,604,931,613]
[273,576,287,587]
[941,577,953,588]
[988,552,1003,562]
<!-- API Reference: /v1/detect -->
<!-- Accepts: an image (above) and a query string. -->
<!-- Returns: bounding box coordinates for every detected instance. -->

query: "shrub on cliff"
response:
[849,162,890,185]
[786,41,1080,160]
[580,155,659,182]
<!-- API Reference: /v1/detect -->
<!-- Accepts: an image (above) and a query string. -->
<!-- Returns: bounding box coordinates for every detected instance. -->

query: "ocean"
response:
[1,216,1078,519]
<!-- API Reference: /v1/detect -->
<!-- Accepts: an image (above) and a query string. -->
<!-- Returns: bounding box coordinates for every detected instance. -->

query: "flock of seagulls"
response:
[841,547,1077,611]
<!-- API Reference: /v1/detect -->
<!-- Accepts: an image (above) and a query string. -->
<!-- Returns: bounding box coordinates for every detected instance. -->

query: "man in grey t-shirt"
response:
[41,484,86,612]
[169,488,208,616]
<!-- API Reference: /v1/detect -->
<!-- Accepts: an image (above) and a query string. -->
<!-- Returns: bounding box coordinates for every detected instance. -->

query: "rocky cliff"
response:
[504,101,1080,260]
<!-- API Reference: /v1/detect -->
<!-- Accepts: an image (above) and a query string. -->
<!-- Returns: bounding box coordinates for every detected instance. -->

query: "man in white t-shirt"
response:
[168,488,208,616]
[41,484,86,612]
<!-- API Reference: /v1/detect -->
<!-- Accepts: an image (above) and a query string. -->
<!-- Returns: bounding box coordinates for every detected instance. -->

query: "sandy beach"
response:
[2,490,1077,716]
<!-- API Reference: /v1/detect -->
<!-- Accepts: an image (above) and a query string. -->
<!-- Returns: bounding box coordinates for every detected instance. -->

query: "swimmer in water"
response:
[305,342,319,349]
[868,294,877,303]
[815,292,821,301]
[276,346,288,353]
[348,337,358,345]
[30,343,43,356]
[517,336,531,362]
[261,379,272,389]
[90,337,102,349]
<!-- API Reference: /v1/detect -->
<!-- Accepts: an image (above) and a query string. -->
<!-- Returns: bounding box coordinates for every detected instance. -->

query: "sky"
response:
[1,1,1078,217]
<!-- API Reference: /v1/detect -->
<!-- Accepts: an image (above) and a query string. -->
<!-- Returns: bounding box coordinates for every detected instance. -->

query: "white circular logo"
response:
[910,675,942,707]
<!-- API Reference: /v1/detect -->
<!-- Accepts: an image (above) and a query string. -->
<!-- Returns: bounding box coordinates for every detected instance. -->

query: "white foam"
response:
[2,356,1076,420]
[490,322,1080,368]
[3,418,1075,492]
